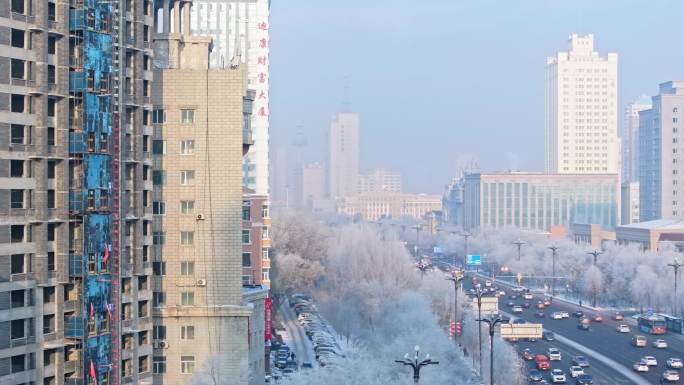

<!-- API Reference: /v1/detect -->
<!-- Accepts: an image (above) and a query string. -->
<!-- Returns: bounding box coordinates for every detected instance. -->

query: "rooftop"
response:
[619,219,684,231]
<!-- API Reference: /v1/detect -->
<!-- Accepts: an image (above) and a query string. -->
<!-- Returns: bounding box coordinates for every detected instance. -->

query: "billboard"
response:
[500,323,543,339]
[264,297,273,341]
[473,297,499,316]
[467,254,482,266]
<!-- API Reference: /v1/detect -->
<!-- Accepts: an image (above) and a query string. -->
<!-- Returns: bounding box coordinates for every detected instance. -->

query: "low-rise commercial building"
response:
[338,192,442,221]
[616,219,684,252]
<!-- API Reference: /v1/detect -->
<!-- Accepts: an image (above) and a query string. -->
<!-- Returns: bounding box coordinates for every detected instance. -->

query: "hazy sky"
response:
[269,0,684,194]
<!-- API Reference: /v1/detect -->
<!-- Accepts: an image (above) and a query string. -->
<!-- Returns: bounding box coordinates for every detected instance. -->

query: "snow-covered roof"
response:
[619,219,684,231]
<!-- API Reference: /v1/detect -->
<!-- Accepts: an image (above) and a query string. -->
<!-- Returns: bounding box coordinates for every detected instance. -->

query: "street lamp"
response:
[547,245,559,297]
[476,314,508,385]
[473,287,486,378]
[394,345,439,384]
[587,249,602,265]
[412,225,422,257]
[446,269,464,341]
[416,259,432,279]
[513,239,526,261]
[463,232,471,268]
[668,258,684,317]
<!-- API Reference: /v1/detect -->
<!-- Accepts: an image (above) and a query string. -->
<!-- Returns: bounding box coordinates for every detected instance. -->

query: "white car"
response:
[552,312,564,320]
[664,370,680,382]
[523,293,533,300]
[617,324,630,333]
[550,369,567,383]
[560,311,570,319]
[569,366,584,378]
[499,290,506,296]
[633,361,649,372]
[644,356,658,366]
[667,358,683,369]
[485,280,492,287]
[653,339,668,349]
[548,348,562,361]
[512,306,523,314]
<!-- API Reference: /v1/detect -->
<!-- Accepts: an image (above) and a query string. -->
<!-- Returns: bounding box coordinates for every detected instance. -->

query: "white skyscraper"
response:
[622,95,652,182]
[328,112,360,199]
[191,0,271,194]
[545,34,619,174]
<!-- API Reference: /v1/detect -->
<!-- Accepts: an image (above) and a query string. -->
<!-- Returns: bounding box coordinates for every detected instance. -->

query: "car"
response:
[633,361,649,372]
[664,370,681,382]
[301,362,314,369]
[513,318,526,324]
[572,356,590,368]
[506,300,515,307]
[544,298,552,306]
[535,354,551,370]
[485,280,492,287]
[537,301,546,309]
[527,337,538,343]
[550,369,567,383]
[548,348,561,361]
[523,301,532,308]
[617,324,630,333]
[529,368,544,382]
[644,356,658,366]
[633,335,647,347]
[653,339,668,349]
[569,366,584,378]
[543,331,556,341]
[552,312,564,320]
[276,358,288,368]
[575,374,593,385]
[522,348,535,360]
[573,310,584,318]
[577,321,590,331]
[524,293,534,300]
[667,358,683,369]
[613,312,625,320]
[560,311,570,319]
[509,294,518,300]
[512,306,523,313]
[593,314,603,322]
[535,310,546,318]
[499,290,506,296]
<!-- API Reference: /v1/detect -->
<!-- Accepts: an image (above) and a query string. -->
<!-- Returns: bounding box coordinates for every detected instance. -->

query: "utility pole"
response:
[668,258,684,317]
[548,245,559,297]
[513,239,526,261]
[477,314,507,385]
[473,287,485,378]
[446,269,464,342]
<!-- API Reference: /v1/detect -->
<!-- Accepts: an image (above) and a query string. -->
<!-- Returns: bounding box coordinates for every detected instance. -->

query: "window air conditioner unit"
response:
[196,214,205,220]
[196,279,207,287]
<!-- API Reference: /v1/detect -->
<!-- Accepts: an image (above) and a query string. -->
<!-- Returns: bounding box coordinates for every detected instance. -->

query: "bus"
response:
[664,315,684,334]
[638,315,667,334]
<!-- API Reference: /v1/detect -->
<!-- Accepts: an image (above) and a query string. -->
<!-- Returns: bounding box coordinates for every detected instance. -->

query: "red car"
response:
[535,354,550,370]
[613,312,624,321]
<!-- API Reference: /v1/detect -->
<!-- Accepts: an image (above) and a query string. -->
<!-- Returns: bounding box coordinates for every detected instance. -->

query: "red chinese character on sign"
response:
[258,91,267,100]
[259,38,268,48]
[257,56,267,65]
[258,107,268,117]
[258,73,267,83]
[258,21,268,30]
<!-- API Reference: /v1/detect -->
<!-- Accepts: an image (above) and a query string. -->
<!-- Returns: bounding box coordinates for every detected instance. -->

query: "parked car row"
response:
[291,294,344,368]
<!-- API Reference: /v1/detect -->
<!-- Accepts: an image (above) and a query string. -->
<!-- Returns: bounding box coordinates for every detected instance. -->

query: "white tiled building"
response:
[622,96,652,183]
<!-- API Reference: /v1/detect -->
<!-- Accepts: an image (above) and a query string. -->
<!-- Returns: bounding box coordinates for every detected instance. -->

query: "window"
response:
[11,225,25,243]
[139,356,149,373]
[152,292,166,307]
[153,201,165,215]
[11,0,25,14]
[242,200,251,220]
[180,170,195,185]
[262,227,270,240]
[262,205,270,218]
[11,254,25,274]
[152,140,166,155]
[180,140,194,155]
[181,109,195,123]
[11,29,25,48]
[11,124,26,144]
[47,65,55,84]
[11,319,25,339]
[47,190,55,209]
[153,325,166,339]
[152,261,166,276]
[181,292,194,306]
[180,261,194,275]
[10,160,24,177]
[11,290,25,308]
[47,223,56,241]
[47,127,55,146]
[180,325,195,340]
[11,190,24,209]
[43,287,55,303]
[152,170,165,185]
[48,36,56,54]
[152,108,165,124]
[153,356,166,374]
[47,252,55,271]
[262,270,270,282]
[11,354,25,373]
[180,231,194,245]
[47,2,55,21]
[43,314,55,334]
[242,229,251,244]
[242,253,251,267]
[180,356,195,374]
[152,231,165,245]
[262,248,269,260]
[47,98,56,117]
[11,94,25,112]
[181,200,195,214]
[11,59,25,79]
[47,160,56,179]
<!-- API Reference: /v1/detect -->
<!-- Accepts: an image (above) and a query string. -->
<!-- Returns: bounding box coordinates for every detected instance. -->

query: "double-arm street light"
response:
[394,345,439,384]
[586,249,603,307]
[668,258,684,317]
[548,245,559,296]
[446,269,465,341]
[476,314,508,385]
[416,259,432,279]
[513,239,526,261]
[472,287,487,378]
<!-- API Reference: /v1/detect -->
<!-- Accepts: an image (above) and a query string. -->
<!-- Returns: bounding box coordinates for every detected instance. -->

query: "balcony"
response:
[64,316,84,338]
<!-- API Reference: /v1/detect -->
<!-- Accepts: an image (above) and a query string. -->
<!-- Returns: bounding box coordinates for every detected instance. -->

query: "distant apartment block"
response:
[545,34,619,174]
[639,81,684,222]
[462,172,619,231]
[338,192,442,221]
[328,112,359,199]
[622,96,651,182]
[358,168,403,193]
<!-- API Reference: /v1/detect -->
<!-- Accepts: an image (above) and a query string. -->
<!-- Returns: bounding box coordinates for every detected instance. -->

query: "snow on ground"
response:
[279,301,317,367]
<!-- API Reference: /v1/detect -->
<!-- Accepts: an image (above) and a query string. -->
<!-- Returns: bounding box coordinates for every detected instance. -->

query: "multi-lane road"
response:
[461,272,684,385]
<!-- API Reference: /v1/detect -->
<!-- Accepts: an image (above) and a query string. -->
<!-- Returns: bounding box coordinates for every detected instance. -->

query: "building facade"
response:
[0,0,154,384]
[338,192,442,221]
[462,172,619,231]
[328,112,359,200]
[300,163,326,209]
[242,188,271,286]
[190,0,270,195]
[621,181,640,225]
[545,34,619,174]
[622,96,651,183]
[151,4,262,384]
[358,168,402,194]
[616,219,684,252]
[639,81,684,222]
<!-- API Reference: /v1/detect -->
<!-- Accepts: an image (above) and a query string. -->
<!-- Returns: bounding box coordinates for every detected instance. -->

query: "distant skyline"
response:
[269,0,684,193]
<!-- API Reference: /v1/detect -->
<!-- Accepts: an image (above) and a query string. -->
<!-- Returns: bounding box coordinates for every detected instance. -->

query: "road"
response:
[279,301,317,367]
[469,274,683,385]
